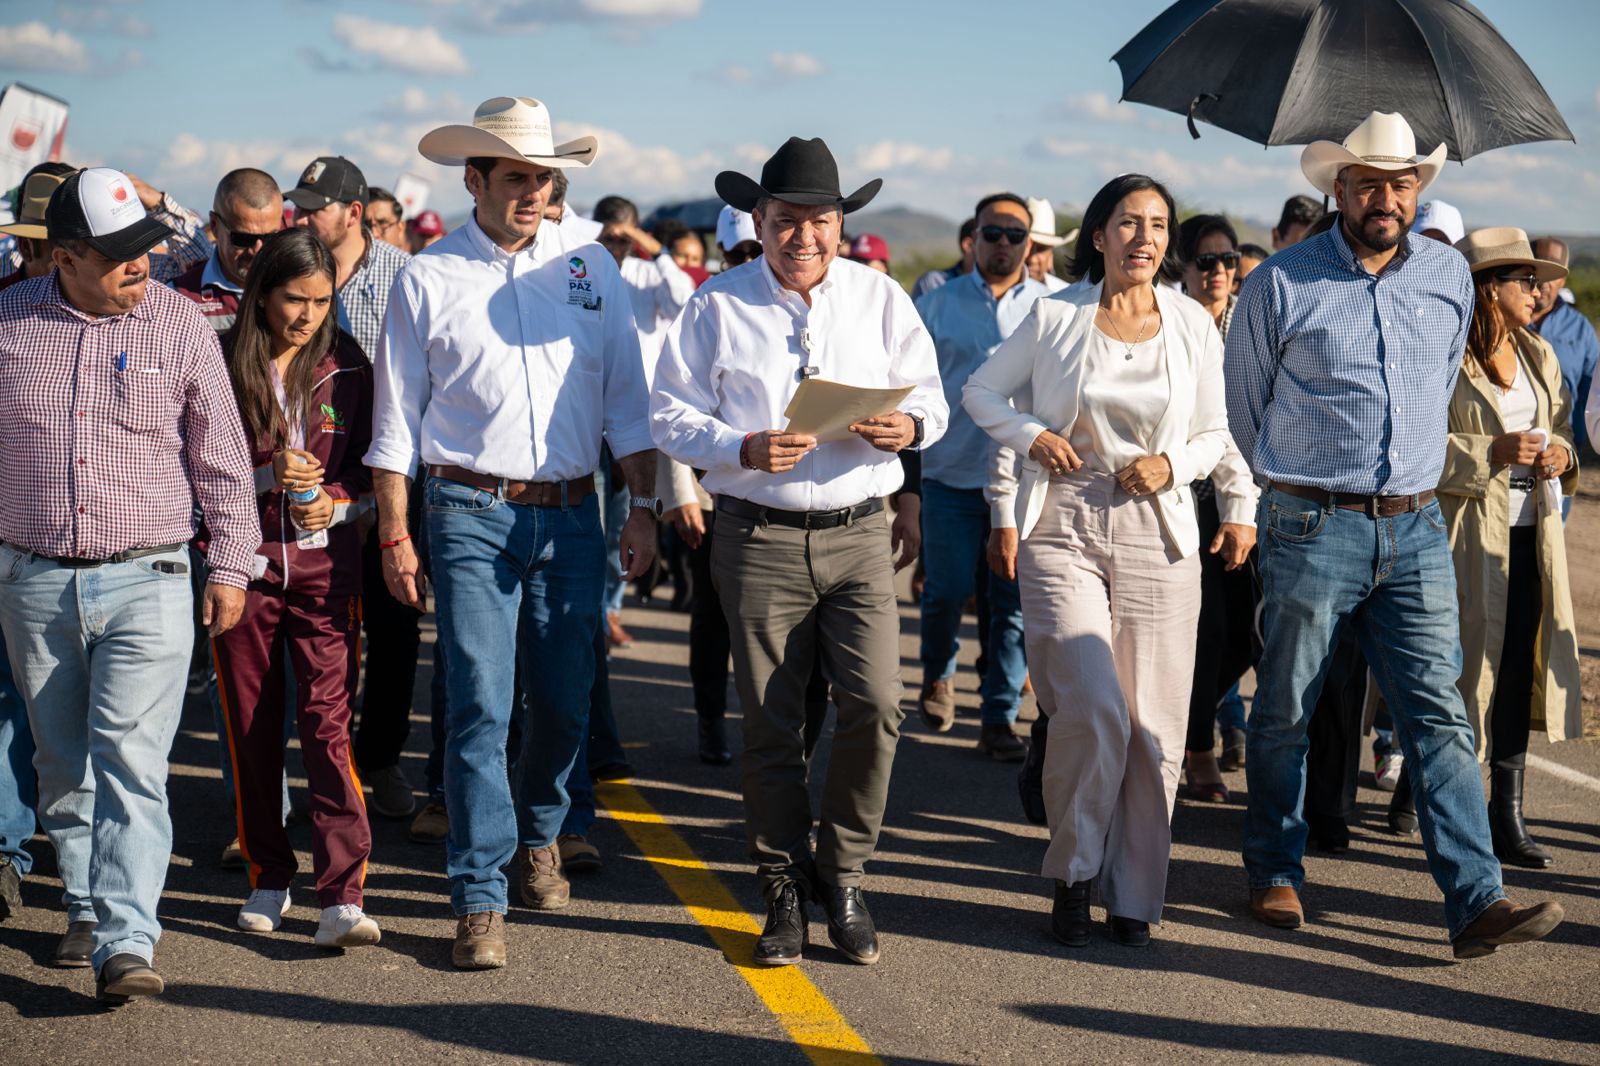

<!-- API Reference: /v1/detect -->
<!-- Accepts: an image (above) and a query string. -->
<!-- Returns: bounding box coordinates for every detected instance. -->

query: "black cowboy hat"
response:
[715,136,881,215]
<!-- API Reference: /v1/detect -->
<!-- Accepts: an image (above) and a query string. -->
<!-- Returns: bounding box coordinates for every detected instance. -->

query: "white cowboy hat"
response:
[1026,196,1067,247]
[418,96,598,169]
[1300,111,1445,197]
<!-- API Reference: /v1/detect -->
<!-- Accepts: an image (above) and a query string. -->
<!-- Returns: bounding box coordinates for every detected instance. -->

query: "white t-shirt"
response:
[1494,360,1538,527]
[1069,329,1168,474]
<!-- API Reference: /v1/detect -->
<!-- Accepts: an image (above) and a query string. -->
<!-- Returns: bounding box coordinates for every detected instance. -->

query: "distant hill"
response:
[847,205,961,258]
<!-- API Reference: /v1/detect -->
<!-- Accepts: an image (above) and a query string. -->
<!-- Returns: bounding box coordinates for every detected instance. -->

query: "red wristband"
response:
[739,432,757,470]
[379,534,411,551]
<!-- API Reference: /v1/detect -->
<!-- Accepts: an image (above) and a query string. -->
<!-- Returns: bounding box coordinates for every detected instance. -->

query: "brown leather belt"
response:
[429,465,595,508]
[1271,481,1435,519]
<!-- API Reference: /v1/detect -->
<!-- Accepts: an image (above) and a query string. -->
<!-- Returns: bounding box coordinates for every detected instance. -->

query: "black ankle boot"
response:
[1051,880,1091,947]
[1387,765,1418,835]
[1018,717,1048,826]
[1489,766,1552,868]
[697,716,732,766]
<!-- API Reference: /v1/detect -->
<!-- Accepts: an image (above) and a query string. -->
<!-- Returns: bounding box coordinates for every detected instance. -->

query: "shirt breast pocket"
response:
[112,353,171,434]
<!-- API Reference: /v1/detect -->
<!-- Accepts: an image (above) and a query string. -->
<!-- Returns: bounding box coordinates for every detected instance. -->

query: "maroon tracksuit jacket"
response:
[212,330,375,907]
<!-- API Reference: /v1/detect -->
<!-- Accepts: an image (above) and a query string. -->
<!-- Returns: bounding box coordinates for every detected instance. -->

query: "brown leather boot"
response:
[918,678,956,733]
[518,845,570,910]
[1249,886,1303,929]
[451,911,507,970]
[1451,899,1564,960]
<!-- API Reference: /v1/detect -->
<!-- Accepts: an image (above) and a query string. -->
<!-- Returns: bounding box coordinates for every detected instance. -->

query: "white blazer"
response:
[962,280,1249,558]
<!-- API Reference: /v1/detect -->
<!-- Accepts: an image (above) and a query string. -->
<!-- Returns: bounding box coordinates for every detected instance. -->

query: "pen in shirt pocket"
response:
[116,352,127,372]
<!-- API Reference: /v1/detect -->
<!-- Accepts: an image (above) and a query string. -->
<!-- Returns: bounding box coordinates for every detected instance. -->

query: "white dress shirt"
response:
[651,255,948,511]
[620,252,696,364]
[365,212,654,482]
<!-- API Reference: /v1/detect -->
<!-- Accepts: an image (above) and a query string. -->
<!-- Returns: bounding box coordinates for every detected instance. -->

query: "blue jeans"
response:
[917,480,1026,725]
[0,544,193,968]
[426,477,603,915]
[1216,682,1246,734]
[0,630,38,876]
[1245,488,1503,938]
[598,453,628,617]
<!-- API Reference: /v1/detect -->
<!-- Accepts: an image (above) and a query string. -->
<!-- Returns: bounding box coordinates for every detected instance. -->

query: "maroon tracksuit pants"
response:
[213,588,370,907]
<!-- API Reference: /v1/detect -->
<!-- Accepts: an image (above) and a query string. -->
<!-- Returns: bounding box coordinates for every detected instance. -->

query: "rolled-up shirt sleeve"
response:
[182,326,261,588]
[652,292,746,472]
[364,269,430,476]
[149,193,213,284]
[600,264,654,460]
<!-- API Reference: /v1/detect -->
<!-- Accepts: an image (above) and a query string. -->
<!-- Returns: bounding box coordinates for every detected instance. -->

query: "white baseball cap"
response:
[716,204,757,251]
[46,167,172,262]
[1412,200,1465,246]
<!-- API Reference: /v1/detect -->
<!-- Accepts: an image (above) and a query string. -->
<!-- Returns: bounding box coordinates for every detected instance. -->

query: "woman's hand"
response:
[272,448,325,492]
[1533,444,1571,481]
[290,488,335,531]
[1490,432,1543,467]
[1028,430,1083,476]
[1209,522,1256,570]
[1116,454,1173,497]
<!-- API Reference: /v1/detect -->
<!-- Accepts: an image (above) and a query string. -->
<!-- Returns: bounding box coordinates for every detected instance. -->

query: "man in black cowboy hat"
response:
[652,137,947,967]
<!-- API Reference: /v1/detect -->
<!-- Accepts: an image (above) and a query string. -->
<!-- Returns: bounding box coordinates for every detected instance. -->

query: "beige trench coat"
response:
[1436,328,1582,759]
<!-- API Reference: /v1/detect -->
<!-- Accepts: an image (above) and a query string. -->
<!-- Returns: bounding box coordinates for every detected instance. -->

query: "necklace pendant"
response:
[1125,351,1135,361]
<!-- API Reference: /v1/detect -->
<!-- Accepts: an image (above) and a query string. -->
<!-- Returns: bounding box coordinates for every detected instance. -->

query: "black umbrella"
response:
[1112,0,1573,160]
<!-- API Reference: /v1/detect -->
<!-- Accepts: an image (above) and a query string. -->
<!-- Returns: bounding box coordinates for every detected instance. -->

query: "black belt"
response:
[717,496,883,530]
[5,542,186,569]
[1508,476,1536,492]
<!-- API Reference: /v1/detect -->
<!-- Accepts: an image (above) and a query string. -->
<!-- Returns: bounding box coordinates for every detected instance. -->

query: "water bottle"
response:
[286,453,327,548]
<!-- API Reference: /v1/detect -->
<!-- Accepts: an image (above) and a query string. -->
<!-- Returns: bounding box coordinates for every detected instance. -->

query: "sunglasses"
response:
[1192,251,1241,272]
[979,225,1030,246]
[213,216,279,250]
[1494,273,1538,292]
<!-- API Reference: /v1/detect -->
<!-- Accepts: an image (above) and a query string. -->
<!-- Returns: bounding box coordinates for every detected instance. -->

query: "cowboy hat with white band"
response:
[1300,111,1446,198]
[419,97,598,169]
[1454,227,1568,286]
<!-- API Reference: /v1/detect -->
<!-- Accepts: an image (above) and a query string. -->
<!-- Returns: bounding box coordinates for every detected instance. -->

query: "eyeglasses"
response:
[1494,273,1538,292]
[368,215,401,232]
[978,225,1030,246]
[1192,251,1241,272]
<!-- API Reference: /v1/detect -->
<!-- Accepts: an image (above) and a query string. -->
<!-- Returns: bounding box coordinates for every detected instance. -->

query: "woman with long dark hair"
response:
[1436,227,1581,868]
[211,227,381,946]
[965,175,1249,947]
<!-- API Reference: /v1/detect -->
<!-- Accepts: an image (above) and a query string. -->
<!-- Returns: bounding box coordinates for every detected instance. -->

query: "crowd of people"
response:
[0,94,1594,1006]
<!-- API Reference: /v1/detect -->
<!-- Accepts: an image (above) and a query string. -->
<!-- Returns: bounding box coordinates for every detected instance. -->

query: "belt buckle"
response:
[1366,495,1382,519]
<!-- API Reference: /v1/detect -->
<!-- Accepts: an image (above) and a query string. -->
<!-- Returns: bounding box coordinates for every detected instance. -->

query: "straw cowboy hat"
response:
[1455,227,1568,285]
[419,97,598,168]
[715,137,880,214]
[1300,111,1446,197]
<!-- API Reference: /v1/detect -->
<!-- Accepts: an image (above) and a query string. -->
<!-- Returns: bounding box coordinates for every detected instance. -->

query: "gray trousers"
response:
[711,503,904,900]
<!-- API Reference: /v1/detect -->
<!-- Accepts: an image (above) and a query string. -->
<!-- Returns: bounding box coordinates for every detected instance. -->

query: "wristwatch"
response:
[909,414,925,450]
[630,495,663,516]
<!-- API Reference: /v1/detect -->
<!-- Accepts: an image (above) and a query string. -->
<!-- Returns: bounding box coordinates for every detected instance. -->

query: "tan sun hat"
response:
[1300,111,1446,198]
[1454,227,1567,285]
[418,97,598,169]
[0,169,74,239]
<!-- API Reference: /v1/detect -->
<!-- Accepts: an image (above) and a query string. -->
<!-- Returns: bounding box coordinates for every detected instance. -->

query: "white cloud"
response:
[57,5,152,38]
[330,15,471,75]
[384,87,467,118]
[855,141,953,172]
[0,21,91,73]
[768,52,824,80]
[552,121,726,202]
[1050,91,1140,125]
[449,0,701,32]
[704,51,824,86]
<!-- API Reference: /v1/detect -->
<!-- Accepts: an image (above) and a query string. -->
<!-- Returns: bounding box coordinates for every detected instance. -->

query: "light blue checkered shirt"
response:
[1225,224,1473,496]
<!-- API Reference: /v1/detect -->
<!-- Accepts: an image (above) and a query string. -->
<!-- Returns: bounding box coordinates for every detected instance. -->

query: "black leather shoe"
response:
[1017,717,1048,826]
[1387,765,1418,836]
[823,886,879,965]
[753,883,807,966]
[1051,880,1091,947]
[96,952,163,1007]
[1108,915,1150,946]
[55,920,96,968]
[0,857,21,921]
[1490,767,1553,869]
[697,717,732,766]
[1308,815,1350,854]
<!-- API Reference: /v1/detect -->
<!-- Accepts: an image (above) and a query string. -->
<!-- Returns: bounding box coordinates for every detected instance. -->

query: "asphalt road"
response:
[3,493,1600,1065]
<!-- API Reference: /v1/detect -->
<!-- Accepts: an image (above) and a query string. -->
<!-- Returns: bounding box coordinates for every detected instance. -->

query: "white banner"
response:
[0,83,69,221]
[393,172,430,218]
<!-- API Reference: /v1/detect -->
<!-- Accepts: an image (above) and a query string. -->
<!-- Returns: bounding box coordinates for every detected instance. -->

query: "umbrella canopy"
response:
[1112,0,1573,161]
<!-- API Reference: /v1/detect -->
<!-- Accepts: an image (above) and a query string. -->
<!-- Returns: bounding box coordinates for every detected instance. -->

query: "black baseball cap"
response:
[285,156,369,211]
[45,167,173,262]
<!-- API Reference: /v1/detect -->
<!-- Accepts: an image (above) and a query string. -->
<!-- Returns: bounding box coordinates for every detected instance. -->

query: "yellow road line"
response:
[596,778,882,1066]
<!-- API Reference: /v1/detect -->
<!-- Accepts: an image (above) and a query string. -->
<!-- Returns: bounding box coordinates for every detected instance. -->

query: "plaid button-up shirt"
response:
[337,234,409,361]
[0,273,261,586]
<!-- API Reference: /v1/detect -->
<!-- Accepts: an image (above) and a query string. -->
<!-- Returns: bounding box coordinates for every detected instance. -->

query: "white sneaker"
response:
[237,888,291,932]
[1374,752,1404,792]
[314,904,381,948]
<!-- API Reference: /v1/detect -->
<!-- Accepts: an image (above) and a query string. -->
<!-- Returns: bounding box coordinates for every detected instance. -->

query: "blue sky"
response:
[5,0,1598,233]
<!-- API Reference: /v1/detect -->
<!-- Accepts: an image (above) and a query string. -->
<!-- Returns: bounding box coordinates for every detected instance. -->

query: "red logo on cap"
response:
[10,120,39,152]
[111,183,129,203]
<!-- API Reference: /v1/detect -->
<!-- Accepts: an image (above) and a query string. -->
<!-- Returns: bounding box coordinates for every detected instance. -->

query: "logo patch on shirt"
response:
[318,402,346,434]
[568,256,587,279]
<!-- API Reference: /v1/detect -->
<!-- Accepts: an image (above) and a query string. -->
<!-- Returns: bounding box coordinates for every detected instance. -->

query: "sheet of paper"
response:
[782,378,915,443]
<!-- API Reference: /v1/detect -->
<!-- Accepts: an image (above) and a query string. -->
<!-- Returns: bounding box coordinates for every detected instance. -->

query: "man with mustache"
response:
[652,138,946,967]
[0,168,259,1004]
[1225,113,1563,959]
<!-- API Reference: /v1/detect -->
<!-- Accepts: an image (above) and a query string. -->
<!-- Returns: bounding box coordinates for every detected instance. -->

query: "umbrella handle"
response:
[1187,93,1219,140]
